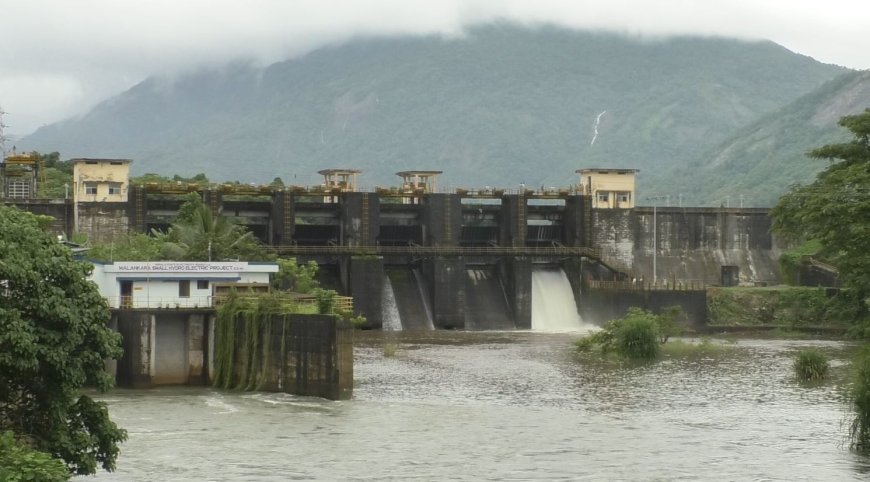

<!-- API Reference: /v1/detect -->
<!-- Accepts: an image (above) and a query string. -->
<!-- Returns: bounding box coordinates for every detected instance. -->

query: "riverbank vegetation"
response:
[576,307,700,360]
[707,286,859,333]
[0,206,125,477]
[771,109,870,451]
[793,349,830,381]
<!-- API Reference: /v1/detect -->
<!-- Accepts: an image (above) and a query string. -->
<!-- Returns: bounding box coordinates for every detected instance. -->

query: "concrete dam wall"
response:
[592,207,781,285]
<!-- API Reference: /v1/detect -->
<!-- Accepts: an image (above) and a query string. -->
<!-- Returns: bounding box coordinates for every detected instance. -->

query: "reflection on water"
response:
[92,332,870,481]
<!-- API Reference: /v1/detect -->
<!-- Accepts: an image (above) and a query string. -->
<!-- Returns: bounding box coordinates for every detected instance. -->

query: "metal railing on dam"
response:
[266,245,603,258]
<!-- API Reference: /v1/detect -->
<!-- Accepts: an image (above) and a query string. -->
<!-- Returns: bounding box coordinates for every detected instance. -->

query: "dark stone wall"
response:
[347,256,384,329]
[591,207,781,285]
[499,194,525,246]
[77,202,131,244]
[563,195,590,247]
[499,257,532,329]
[341,192,379,246]
[423,193,461,246]
[424,257,466,329]
[261,315,353,400]
[1,198,73,237]
[578,288,708,331]
[115,311,153,388]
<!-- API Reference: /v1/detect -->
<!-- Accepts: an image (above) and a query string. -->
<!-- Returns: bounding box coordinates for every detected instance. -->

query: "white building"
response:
[89,261,279,309]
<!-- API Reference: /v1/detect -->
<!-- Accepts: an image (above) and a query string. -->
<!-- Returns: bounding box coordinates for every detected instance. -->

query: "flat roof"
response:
[576,168,639,173]
[72,158,132,164]
[395,171,443,176]
[318,169,361,175]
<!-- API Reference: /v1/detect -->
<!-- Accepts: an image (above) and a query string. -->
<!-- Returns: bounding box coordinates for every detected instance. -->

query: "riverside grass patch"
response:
[793,348,830,381]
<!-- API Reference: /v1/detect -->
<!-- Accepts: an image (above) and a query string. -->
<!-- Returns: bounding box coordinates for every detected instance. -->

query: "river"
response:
[90,332,870,481]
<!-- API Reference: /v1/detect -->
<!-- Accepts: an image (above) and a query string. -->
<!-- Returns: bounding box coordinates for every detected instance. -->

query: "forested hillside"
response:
[19,24,849,202]
[670,70,870,207]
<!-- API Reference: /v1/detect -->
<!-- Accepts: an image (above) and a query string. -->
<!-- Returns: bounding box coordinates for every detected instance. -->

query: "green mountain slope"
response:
[669,70,870,207]
[19,24,848,196]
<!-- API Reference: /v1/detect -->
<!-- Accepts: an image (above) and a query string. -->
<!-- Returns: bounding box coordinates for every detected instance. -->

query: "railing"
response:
[266,245,602,258]
[213,292,354,313]
[105,295,214,309]
[586,280,708,291]
[107,293,354,313]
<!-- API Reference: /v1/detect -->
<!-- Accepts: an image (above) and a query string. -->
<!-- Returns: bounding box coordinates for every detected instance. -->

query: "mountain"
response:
[19,24,849,198]
[666,70,870,207]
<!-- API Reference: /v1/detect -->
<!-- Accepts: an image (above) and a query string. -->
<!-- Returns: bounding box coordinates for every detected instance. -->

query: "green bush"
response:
[577,307,661,359]
[0,432,70,482]
[793,349,829,381]
[613,309,660,359]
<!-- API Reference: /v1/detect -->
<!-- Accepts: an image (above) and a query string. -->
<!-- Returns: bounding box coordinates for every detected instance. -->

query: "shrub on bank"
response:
[576,307,662,359]
[850,347,870,452]
[793,349,829,381]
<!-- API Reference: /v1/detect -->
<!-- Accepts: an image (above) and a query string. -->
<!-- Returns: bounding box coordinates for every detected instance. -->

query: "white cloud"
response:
[1,0,868,136]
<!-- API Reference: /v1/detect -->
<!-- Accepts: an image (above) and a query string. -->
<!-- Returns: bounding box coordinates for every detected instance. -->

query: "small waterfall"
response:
[412,269,435,330]
[531,269,591,332]
[382,276,402,331]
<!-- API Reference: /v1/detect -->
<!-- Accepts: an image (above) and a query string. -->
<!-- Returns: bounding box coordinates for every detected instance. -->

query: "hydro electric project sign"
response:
[109,262,250,273]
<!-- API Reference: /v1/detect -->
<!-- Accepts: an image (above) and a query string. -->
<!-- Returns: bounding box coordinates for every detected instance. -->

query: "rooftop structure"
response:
[1,151,40,198]
[576,168,639,209]
[73,158,132,203]
[318,169,361,192]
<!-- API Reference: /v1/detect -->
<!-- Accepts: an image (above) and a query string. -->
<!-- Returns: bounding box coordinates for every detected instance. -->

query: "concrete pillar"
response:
[499,194,526,247]
[423,193,461,246]
[427,257,466,329]
[270,190,295,246]
[341,192,380,246]
[202,189,223,218]
[563,195,590,247]
[187,314,206,384]
[348,256,384,329]
[116,311,155,388]
[501,257,532,329]
[207,313,216,385]
[128,185,148,234]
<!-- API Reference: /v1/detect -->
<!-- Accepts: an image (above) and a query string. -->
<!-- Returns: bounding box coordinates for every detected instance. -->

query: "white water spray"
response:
[590,110,606,146]
[382,276,402,331]
[531,269,592,332]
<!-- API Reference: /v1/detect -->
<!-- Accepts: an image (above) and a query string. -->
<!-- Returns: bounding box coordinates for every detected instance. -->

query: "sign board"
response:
[108,262,250,273]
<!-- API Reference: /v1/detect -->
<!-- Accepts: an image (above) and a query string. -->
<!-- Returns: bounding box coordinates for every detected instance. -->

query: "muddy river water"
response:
[91,332,870,480]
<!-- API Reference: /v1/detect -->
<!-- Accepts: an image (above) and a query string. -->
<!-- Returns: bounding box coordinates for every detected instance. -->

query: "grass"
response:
[792,349,829,381]
[383,342,398,358]
[850,347,870,452]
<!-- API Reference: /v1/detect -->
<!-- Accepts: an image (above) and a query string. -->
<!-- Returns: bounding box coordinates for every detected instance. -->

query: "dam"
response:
[2,164,781,329]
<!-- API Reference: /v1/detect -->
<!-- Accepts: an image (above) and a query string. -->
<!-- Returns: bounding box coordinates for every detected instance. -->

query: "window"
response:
[597,191,609,203]
[197,280,209,290]
[108,182,122,195]
[84,182,97,195]
[178,280,190,298]
[617,192,631,203]
[7,180,31,198]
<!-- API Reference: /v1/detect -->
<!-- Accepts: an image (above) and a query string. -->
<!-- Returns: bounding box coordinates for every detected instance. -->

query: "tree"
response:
[0,205,126,476]
[771,109,870,295]
[162,194,268,261]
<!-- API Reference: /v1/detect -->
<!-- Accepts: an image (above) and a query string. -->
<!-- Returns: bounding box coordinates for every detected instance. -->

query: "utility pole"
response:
[0,105,7,158]
[645,195,667,285]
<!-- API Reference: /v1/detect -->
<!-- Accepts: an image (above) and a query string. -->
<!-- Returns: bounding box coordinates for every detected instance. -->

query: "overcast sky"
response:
[1,0,868,138]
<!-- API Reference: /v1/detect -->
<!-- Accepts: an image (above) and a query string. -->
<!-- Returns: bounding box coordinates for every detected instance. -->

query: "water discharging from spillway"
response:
[382,276,402,331]
[531,268,591,332]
